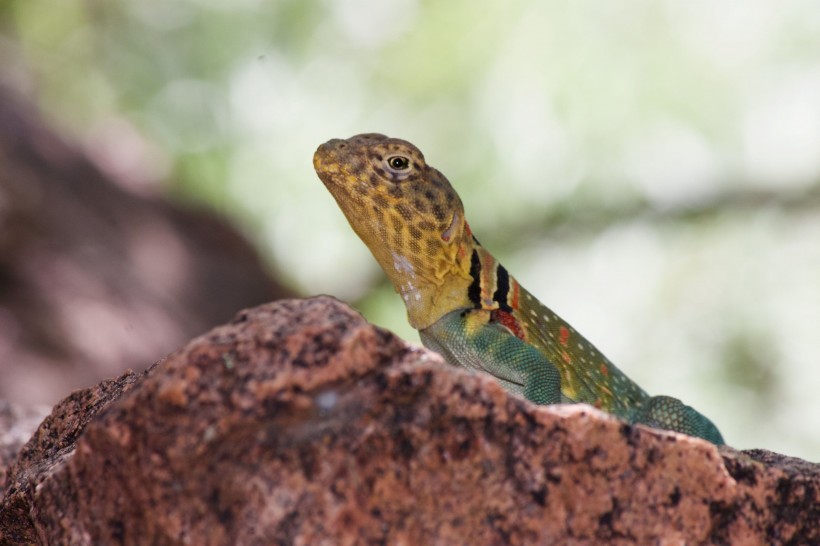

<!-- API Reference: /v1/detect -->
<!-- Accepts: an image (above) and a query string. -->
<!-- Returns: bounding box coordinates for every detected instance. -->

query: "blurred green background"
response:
[3,0,820,460]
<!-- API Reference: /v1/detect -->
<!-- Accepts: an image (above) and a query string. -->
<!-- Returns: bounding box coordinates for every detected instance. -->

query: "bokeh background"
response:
[2,0,819,460]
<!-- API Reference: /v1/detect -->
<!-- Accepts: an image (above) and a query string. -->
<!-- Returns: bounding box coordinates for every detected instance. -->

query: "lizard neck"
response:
[381,222,477,331]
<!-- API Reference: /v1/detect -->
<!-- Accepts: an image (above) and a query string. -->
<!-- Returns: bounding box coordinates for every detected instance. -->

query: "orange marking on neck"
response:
[599,363,609,377]
[492,310,526,341]
[511,280,520,310]
[559,326,570,347]
[457,244,467,260]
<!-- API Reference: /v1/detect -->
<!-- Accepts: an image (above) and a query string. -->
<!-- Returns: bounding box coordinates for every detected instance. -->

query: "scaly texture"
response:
[314,134,723,444]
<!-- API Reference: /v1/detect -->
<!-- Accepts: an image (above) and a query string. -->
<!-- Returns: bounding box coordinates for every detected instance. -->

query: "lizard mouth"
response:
[313,142,341,181]
[313,138,367,195]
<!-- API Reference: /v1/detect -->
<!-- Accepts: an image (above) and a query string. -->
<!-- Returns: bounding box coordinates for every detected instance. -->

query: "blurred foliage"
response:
[2,0,820,460]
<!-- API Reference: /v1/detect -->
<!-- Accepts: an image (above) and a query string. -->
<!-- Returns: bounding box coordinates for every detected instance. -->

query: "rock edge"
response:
[1,296,817,545]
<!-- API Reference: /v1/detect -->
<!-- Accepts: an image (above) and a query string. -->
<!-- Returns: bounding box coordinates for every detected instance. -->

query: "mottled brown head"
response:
[314,133,475,329]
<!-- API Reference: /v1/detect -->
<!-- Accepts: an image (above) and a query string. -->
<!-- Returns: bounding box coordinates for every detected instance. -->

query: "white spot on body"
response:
[392,253,416,275]
[392,252,422,303]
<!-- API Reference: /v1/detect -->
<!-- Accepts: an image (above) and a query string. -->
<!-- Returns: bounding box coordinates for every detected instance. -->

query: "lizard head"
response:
[314,133,475,329]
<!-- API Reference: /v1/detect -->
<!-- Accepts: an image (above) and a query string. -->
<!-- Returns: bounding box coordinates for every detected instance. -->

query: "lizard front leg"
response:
[420,308,562,405]
[422,311,724,444]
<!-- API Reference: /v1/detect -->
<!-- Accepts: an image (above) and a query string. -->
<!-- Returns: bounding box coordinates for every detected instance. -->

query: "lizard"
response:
[313,133,724,445]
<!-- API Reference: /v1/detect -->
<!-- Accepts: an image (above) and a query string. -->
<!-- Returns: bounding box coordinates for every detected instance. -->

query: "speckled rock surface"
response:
[1,296,817,545]
[0,401,50,493]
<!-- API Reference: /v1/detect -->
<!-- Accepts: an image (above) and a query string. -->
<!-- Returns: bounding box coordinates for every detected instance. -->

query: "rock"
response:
[0,370,144,544]
[0,401,50,493]
[1,296,818,545]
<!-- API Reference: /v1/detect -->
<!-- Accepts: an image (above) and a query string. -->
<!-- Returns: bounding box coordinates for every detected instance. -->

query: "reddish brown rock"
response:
[0,370,144,544]
[1,296,818,545]
[0,401,50,493]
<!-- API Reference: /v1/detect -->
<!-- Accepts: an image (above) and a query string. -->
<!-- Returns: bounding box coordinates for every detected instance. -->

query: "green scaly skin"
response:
[314,133,724,445]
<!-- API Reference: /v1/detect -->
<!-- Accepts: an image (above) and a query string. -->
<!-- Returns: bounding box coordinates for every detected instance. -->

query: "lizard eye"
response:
[386,156,411,172]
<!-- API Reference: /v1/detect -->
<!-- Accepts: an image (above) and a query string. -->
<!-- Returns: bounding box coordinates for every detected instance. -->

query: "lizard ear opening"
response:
[441,211,460,242]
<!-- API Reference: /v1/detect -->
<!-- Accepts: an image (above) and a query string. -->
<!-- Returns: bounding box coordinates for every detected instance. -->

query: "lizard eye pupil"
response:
[387,156,410,171]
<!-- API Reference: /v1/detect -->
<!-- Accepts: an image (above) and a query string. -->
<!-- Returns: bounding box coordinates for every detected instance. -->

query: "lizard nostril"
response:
[319,139,346,154]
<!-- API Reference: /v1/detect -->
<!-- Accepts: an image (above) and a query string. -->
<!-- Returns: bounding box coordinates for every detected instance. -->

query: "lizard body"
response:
[314,133,724,444]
